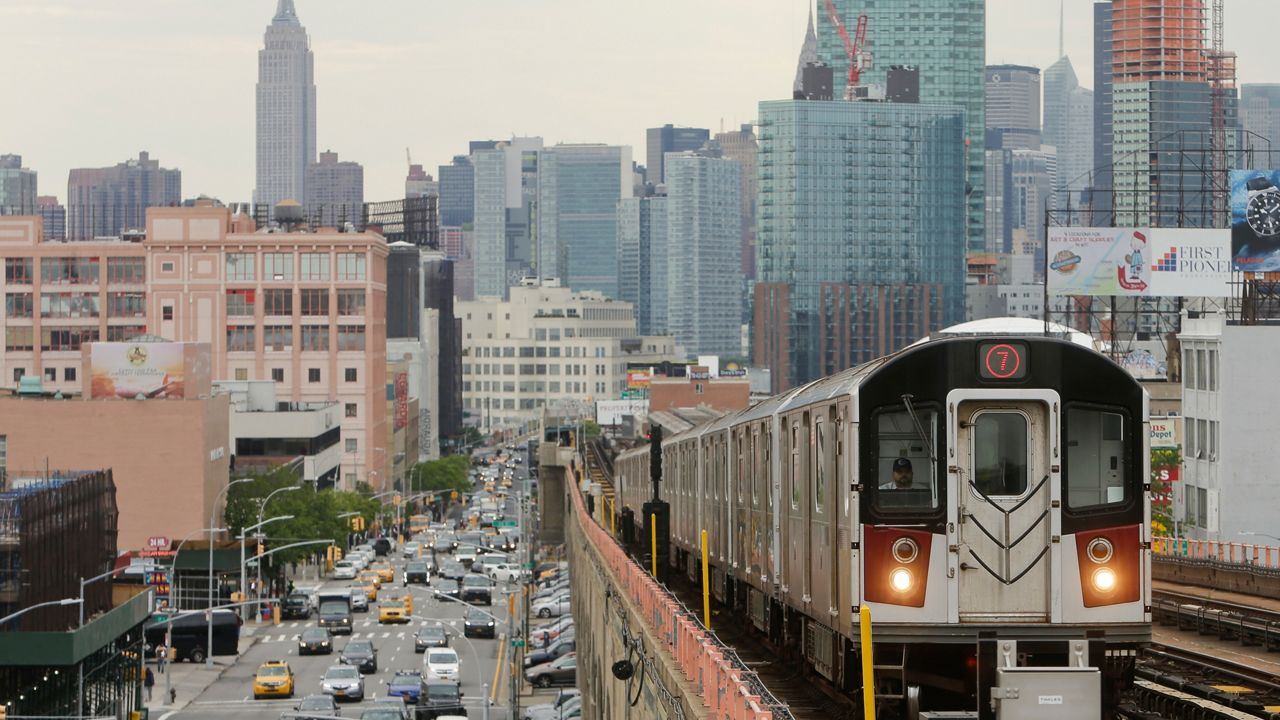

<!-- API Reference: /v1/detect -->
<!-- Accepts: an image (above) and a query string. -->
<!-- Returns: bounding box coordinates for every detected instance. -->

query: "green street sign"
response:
[511,638,525,648]
[153,614,168,623]
[523,563,534,570]
[494,520,517,528]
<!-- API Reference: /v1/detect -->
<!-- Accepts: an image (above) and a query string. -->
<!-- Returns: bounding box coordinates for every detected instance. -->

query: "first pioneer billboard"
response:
[1047,227,1230,297]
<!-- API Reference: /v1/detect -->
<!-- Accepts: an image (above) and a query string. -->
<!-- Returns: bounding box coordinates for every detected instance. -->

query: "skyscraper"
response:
[1043,56,1095,212]
[1242,85,1280,156]
[645,125,709,185]
[792,5,818,94]
[66,151,180,239]
[471,137,543,299]
[985,65,1042,150]
[0,155,37,216]
[305,151,363,228]
[616,194,668,335]
[714,124,759,279]
[536,144,631,296]
[755,98,966,391]
[1093,1,1114,219]
[817,0,985,252]
[405,164,438,199]
[36,196,65,241]
[664,151,742,357]
[255,0,317,210]
[438,156,474,227]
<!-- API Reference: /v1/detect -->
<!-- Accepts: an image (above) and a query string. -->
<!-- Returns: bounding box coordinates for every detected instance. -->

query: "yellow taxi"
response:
[357,577,379,601]
[371,561,395,584]
[359,570,382,589]
[377,592,412,624]
[252,660,295,699]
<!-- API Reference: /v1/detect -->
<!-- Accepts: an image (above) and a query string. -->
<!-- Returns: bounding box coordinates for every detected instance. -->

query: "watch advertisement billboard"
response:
[89,342,185,399]
[1047,227,1230,297]
[1230,169,1280,271]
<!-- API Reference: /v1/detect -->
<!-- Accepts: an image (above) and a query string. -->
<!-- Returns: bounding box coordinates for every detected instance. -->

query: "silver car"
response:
[348,587,369,612]
[320,664,364,701]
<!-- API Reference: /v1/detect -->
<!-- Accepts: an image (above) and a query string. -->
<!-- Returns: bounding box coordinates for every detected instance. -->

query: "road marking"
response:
[381,632,391,638]
[491,633,506,705]
[276,634,286,642]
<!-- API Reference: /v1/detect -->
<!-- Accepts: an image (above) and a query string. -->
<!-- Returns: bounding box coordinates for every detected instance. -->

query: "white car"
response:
[424,647,461,683]
[348,554,369,571]
[532,595,571,618]
[333,561,357,580]
[486,563,525,583]
[402,542,421,559]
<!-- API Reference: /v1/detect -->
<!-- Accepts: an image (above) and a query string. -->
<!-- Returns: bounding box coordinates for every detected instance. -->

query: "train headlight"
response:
[889,567,913,593]
[1086,538,1114,564]
[1091,567,1117,593]
[891,538,919,564]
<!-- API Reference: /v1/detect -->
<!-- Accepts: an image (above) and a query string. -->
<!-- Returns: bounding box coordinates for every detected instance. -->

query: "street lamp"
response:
[239,514,295,621]
[1241,531,1280,543]
[161,526,223,708]
[208,477,253,667]
[0,597,82,628]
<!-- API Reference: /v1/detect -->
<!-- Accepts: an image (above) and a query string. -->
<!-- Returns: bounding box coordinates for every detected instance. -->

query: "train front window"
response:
[874,408,938,510]
[971,411,1029,497]
[1066,407,1129,509]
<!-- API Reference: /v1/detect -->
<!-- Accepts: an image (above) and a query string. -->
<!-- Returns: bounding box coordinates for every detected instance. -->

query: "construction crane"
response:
[822,0,869,100]
[1206,0,1234,227]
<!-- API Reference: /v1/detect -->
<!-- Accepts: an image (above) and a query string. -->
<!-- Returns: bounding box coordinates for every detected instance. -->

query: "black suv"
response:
[282,592,312,620]
[404,561,430,586]
[460,574,492,605]
[339,639,378,674]
[463,607,496,639]
[416,678,466,719]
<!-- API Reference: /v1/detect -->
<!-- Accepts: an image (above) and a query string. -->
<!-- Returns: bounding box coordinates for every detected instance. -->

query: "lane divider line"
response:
[491,633,506,705]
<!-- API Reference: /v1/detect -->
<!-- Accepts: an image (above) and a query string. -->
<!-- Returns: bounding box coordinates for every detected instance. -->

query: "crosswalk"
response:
[257,619,460,644]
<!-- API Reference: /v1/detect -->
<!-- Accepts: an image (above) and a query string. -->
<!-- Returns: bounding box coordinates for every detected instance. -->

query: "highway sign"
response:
[494,520,517,528]
[511,638,525,648]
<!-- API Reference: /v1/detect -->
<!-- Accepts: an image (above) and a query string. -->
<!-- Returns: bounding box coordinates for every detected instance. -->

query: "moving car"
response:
[454,546,477,568]
[321,664,365,701]
[298,627,334,655]
[522,637,574,669]
[340,639,378,674]
[423,647,460,684]
[291,693,340,720]
[333,561,358,580]
[371,561,396,584]
[385,670,422,703]
[460,574,492,606]
[485,563,524,584]
[360,570,384,590]
[527,696,580,720]
[349,587,370,612]
[402,542,421,559]
[317,591,354,635]
[282,592,313,620]
[378,596,410,624]
[404,561,431,586]
[416,678,466,719]
[360,699,410,720]
[373,537,393,556]
[532,594,570,618]
[414,625,449,652]
[253,660,295,699]
[439,561,466,581]
[434,578,461,600]
[463,607,496,639]
[523,653,577,688]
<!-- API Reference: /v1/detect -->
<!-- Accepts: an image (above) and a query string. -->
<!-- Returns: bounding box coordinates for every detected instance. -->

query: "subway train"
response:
[614,334,1150,719]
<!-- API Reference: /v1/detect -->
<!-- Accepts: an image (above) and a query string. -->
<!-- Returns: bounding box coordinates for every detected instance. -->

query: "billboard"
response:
[394,372,409,430]
[720,361,747,378]
[1230,169,1280,271]
[89,342,185,399]
[1150,417,1181,449]
[596,399,648,426]
[626,371,651,390]
[1047,227,1230,296]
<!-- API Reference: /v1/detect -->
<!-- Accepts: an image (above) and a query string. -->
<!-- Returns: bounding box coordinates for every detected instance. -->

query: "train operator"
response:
[880,457,919,490]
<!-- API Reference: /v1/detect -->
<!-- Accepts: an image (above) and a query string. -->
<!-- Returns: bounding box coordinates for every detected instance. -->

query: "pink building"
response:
[0,208,390,489]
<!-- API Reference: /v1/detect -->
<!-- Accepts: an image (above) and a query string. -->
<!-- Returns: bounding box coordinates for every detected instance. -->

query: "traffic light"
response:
[257,540,265,556]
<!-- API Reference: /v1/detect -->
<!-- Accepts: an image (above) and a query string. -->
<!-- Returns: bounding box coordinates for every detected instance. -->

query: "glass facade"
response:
[536,145,629,297]
[756,100,966,386]
[438,156,475,227]
[472,149,507,298]
[817,0,985,252]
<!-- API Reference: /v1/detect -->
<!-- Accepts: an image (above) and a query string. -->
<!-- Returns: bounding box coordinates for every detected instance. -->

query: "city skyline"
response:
[1,0,1274,204]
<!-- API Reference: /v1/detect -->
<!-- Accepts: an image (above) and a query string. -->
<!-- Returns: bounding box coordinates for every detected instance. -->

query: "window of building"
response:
[44,367,56,382]
[336,253,366,281]
[225,289,255,317]
[40,257,99,285]
[235,368,248,381]
[1196,349,1207,390]
[271,367,284,383]
[345,438,358,453]
[345,368,357,382]
[40,293,99,318]
[226,325,255,352]
[345,403,357,418]
[1208,350,1218,391]
[160,261,175,273]
[1185,415,1197,457]
[225,252,255,281]
[1209,420,1218,461]
[264,252,294,280]
[337,325,365,351]
[107,257,145,284]
[1197,419,1208,460]
[300,289,329,316]
[300,252,331,281]
[64,367,76,382]
[5,293,33,318]
[107,291,145,318]
[337,289,365,316]
[11,368,22,382]
[162,304,174,321]
[1183,349,1196,390]
[4,258,32,284]
[1186,484,1199,526]
[263,288,292,316]
[107,325,146,342]
[0,436,6,482]
[263,325,292,350]
[308,368,321,383]
[301,326,329,351]
[40,327,98,351]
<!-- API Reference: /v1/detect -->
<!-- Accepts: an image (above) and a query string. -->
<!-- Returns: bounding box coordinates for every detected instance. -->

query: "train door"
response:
[810,410,831,616]
[953,396,1058,622]
[835,404,857,639]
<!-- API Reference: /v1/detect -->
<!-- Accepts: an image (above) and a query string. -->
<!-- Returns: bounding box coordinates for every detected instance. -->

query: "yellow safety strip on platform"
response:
[1211,685,1254,694]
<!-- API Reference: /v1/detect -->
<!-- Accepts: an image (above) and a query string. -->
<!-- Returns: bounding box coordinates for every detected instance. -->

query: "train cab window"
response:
[814,418,826,512]
[1066,407,1129,509]
[971,412,1030,497]
[874,408,938,510]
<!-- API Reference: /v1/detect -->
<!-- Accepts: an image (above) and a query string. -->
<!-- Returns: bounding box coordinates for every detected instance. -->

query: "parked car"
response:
[485,563,524,584]
[460,574,492,606]
[291,693,340,720]
[298,627,334,656]
[333,561,358,580]
[321,664,365,702]
[282,592,313,620]
[463,607,496,639]
[359,701,408,720]
[416,678,465,719]
[385,670,422,703]
[522,637,575,668]
[529,619,574,648]
[524,653,577,689]
[340,639,378,674]
[532,595,570,618]
[404,561,431,586]
[521,689,580,720]
[414,625,449,653]
[423,647,460,684]
[527,696,580,720]
[472,553,507,573]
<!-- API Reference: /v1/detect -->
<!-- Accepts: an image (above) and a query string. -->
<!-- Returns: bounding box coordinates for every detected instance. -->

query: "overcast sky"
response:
[1,0,1274,202]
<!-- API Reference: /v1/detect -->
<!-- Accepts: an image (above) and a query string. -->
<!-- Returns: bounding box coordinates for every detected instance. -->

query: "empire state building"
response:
[255,0,316,210]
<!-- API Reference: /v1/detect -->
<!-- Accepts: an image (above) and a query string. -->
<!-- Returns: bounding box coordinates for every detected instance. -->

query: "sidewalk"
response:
[143,631,262,714]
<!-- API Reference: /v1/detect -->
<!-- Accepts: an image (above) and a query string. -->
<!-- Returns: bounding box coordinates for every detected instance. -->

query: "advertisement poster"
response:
[394,372,409,430]
[626,370,651,390]
[720,361,747,377]
[1149,418,1181,449]
[596,400,649,426]
[1048,227,1229,296]
[1230,169,1280,271]
[89,342,185,399]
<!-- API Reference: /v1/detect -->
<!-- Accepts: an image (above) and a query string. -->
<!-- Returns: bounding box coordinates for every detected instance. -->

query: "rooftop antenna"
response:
[1058,0,1065,59]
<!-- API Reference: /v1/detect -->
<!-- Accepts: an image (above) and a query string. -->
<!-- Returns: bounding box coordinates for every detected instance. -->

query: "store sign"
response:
[689,366,711,381]
[1047,227,1230,297]
[596,400,648,426]
[394,372,409,430]
[626,371,651,389]
[148,536,170,549]
[720,362,747,378]
[1150,418,1181,448]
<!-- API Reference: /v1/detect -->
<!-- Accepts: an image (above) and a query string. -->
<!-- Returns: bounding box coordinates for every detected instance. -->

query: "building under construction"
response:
[0,469,118,631]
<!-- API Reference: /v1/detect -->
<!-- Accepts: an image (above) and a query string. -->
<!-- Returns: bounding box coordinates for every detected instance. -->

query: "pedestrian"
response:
[144,667,154,701]
[157,643,168,673]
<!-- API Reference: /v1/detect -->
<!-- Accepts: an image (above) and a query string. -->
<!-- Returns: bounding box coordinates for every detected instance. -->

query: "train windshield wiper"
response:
[900,393,936,464]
